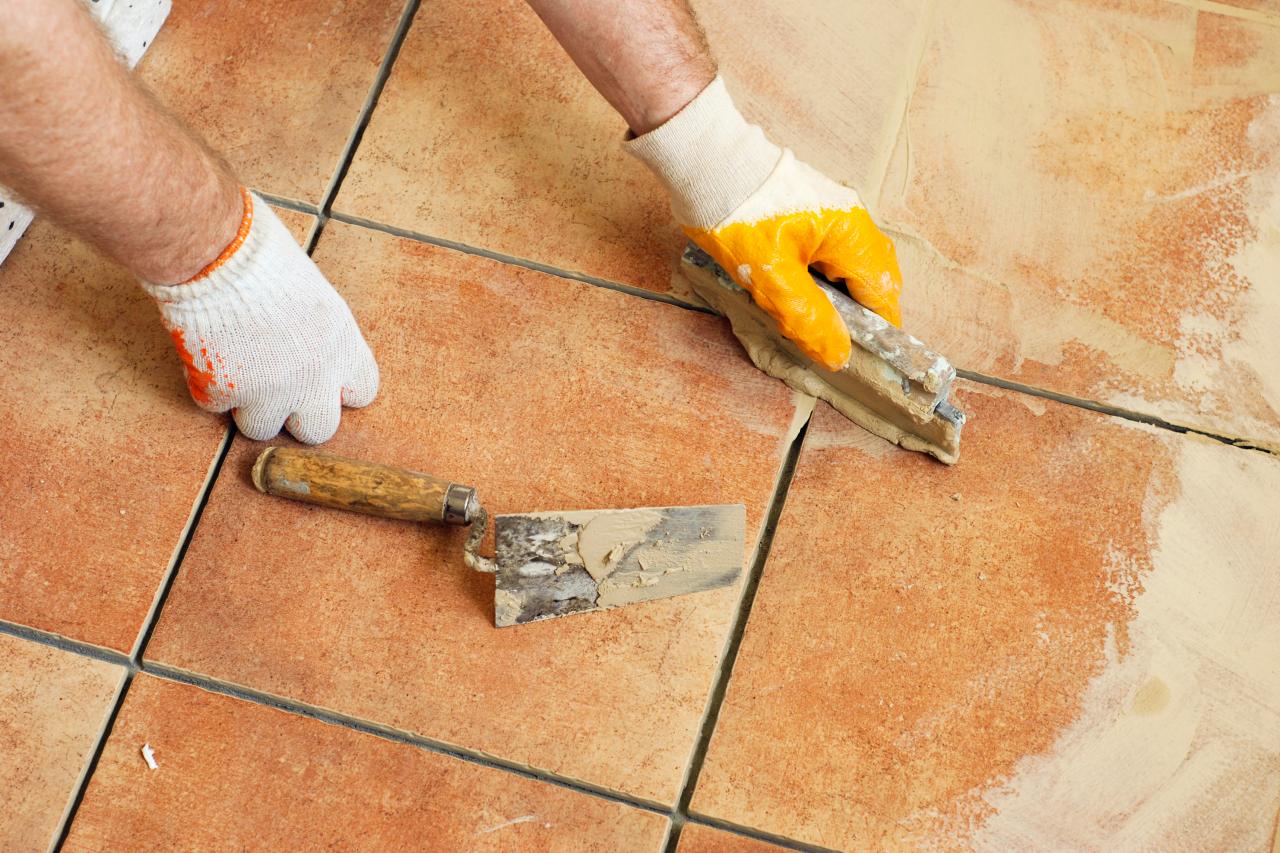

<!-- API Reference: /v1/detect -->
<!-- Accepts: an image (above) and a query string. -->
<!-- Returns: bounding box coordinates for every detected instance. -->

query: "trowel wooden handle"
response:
[251,447,478,525]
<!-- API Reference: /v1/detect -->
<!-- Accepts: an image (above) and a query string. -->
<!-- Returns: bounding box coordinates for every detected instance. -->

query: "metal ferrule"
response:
[443,484,478,525]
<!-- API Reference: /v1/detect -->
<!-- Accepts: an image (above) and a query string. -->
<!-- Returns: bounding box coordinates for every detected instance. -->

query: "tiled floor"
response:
[138,0,408,206]
[337,0,931,299]
[2,0,1279,850]
[0,635,123,851]
[693,386,1280,850]
[878,0,1280,450]
[64,676,668,850]
[143,220,803,805]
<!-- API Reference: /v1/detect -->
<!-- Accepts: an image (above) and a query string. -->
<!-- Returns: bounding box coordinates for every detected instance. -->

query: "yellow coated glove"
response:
[626,77,902,371]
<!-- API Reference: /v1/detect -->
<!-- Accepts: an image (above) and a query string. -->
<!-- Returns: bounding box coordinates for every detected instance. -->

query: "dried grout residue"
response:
[971,426,1280,850]
[878,0,1280,450]
[691,382,1280,849]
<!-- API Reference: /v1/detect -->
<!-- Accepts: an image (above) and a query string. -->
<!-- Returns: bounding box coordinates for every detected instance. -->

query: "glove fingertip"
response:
[234,407,287,442]
[341,369,379,410]
[286,401,342,445]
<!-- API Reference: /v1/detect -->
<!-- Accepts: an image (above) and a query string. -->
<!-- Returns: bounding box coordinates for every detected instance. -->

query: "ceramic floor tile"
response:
[136,0,407,206]
[63,675,667,850]
[144,221,805,804]
[878,0,1280,450]
[0,207,312,652]
[0,227,221,651]
[0,633,124,851]
[272,205,318,245]
[691,384,1280,850]
[676,824,788,852]
[337,0,928,297]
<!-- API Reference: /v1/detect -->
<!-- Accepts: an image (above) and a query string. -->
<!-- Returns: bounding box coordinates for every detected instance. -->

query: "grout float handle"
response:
[251,447,478,525]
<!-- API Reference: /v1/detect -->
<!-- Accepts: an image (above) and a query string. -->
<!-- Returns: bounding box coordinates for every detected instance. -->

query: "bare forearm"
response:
[0,0,240,283]
[525,0,716,134]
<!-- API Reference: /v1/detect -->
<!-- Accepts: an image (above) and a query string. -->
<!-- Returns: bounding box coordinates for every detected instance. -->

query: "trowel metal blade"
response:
[492,504,746,627]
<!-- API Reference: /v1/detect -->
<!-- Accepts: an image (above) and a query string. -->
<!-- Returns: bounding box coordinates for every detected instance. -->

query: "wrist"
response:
[139,190,273,306]
[623,64,716,136]
[177,186,255,284]
[140,180,246,285]
[623,75,781,229]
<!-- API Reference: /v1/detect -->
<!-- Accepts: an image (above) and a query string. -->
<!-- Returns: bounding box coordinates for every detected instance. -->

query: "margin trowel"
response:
[251,447,745,627]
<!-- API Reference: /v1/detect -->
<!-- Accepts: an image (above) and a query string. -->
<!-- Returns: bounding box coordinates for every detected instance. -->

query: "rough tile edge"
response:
[46,668,129,853]
[662,411,816,853]
[0,618,135,670]
[678,813,842,853]
[315,0,422,215]
[129,425,235,661]
[138,660,676,812]
[325,210,714,314]
[959,370,1280,458]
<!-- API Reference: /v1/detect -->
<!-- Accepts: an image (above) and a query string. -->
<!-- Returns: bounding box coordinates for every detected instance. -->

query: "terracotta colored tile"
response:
[137,0,406,205]
[677,823,788,852]
[271,205,317,245]
[337,0,927,296]
[144,221,805,803]
[0,207,312,652]
[0,224,225,650]
[0,633,124,850]
[878,0,1280,449]
[692,383,1280,850]
[64,675,667,850]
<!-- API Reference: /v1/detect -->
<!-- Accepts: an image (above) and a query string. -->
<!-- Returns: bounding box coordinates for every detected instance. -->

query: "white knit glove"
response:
[140,191,378,444]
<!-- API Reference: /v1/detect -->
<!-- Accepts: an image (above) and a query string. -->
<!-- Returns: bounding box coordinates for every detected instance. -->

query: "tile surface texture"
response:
[878,0,1280,448]
[676,823,788,852]
[0,222,226,650]
[337,0,929,297]
[144,221,806,804]
[0,208,312,652]
[137,0,406,205]
[692,384,1280,850]
[63,675,668,850]
[0,633,124,851]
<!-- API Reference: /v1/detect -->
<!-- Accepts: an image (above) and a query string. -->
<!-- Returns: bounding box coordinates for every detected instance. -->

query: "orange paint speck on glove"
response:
[141,190,379,444]
[625,77,903,372]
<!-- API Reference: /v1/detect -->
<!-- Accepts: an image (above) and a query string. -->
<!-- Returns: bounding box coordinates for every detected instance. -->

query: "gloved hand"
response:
[140,190,379,443]
[626,76,902,371]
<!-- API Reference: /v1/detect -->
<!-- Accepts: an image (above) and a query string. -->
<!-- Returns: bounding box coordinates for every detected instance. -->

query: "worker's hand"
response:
[140,191,378,444]
[625,77,902,371]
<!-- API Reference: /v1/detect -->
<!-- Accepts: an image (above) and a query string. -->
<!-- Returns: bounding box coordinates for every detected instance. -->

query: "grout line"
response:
[48,671,130,851]
[250,190,319,216]
[51,672,136,852]
[958,369,1278,457]
[319,210,1278,458]
[129,425,236,663]
[303,216,326,256]
[661,414,814,853]
[315,0,422,221]
[0,620,134,671]
[682,813,841,853]
[327,211,714,314]
[138,661,673,815]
